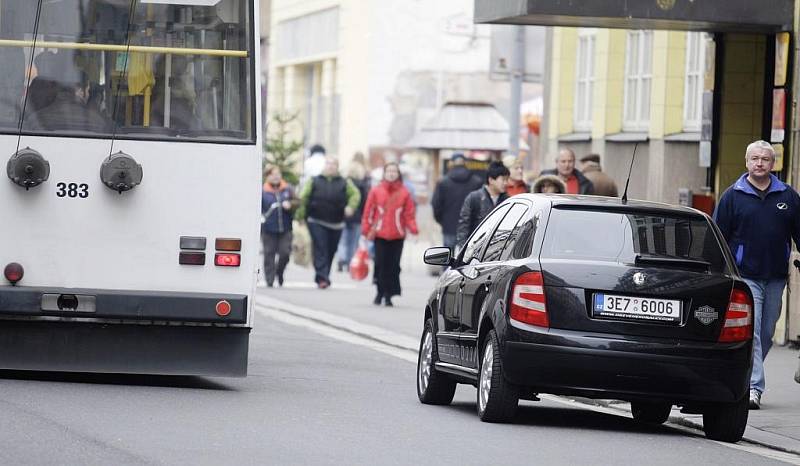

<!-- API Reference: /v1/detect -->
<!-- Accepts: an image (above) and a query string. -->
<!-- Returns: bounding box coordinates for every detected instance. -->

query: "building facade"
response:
[266,0,540,172]
[545,28,713,205]
[475,0,799,342]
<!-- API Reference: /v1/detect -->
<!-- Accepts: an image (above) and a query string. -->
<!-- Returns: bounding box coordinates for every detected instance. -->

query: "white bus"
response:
[0,0,260,376]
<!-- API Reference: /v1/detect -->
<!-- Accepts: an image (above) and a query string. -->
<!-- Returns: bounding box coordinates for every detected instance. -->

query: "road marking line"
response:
[254,296,419,351]
[257,306,417,363]
[257,282,358,290]
[258,303,800,464]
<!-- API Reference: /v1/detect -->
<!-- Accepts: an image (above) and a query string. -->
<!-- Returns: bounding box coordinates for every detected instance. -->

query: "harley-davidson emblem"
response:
[694,305,718,325]
[632,272,646,286]
[656,0,676,10]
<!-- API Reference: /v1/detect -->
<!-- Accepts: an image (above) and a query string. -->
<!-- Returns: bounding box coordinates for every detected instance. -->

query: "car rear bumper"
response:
[503,328,751,404]
[0,285,247,323]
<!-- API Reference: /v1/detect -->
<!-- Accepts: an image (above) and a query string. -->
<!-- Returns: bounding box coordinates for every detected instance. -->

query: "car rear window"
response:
[542,208,728,273]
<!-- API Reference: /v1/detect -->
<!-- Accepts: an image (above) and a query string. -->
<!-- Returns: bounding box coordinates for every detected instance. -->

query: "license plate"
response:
[592,293,681,323]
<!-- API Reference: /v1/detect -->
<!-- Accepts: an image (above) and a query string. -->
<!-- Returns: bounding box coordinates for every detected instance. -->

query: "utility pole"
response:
[508,26,525,156]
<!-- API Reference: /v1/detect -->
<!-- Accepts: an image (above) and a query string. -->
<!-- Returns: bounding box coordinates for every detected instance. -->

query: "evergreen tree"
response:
[264,112,302,185]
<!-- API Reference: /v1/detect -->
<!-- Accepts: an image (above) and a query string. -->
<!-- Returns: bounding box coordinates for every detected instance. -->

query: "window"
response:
[0,0,254,142]
[574,29,596,132]
[502,213,538,261]
[275,8,339,62]
[460,204,512,265]
[683,32,707,132]
[623,30,653,132]
[541,208,728,273]
[482,203,529,262]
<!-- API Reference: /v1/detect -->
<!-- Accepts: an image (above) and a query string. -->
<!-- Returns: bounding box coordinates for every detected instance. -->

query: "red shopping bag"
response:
[349,244,370,281]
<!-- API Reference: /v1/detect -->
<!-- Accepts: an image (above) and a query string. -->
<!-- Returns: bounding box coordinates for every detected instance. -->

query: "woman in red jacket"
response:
[361,162,418,306]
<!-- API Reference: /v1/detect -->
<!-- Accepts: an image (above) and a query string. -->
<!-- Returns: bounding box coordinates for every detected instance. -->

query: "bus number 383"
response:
[56,182,89,198]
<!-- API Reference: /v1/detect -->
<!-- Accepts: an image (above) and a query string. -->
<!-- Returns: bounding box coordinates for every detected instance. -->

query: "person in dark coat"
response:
[456,162,510,247]
[431,153,483,248]
[261,165,297,287]
[713,140,800,409]
[540,148,594,195]
[26,50,111,133]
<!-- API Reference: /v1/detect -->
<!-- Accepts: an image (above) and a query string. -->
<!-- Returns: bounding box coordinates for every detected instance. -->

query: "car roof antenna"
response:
[621,143,638,205]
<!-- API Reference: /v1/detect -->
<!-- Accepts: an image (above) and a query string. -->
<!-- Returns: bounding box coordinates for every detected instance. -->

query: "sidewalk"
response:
[258,260,800,453]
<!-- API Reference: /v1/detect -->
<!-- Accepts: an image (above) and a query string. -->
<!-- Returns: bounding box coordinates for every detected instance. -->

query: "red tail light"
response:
[719,288,753,342]
[509,271,549,328]
[216,300,232,317]
[4,262,24,285]
[214,253,241,267]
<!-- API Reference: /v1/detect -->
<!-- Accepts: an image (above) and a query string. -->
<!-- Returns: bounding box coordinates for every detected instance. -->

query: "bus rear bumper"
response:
[0,285,247,323]
[0,320,249,377]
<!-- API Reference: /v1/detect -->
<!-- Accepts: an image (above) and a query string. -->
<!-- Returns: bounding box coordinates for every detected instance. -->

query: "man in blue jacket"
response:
[713,140,800,409]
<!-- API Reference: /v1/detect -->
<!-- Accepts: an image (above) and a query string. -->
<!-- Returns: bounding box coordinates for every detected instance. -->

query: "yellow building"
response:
[543,28,776,206]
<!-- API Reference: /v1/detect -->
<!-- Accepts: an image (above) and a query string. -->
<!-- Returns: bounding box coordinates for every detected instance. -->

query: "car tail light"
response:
[509,271,549,328]
[214,253,241,267]
[719,288,753,342]
[4,262,23,285]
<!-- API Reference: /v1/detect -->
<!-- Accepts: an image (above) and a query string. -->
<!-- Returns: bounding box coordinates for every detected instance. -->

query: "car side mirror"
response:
[424,247,452,267]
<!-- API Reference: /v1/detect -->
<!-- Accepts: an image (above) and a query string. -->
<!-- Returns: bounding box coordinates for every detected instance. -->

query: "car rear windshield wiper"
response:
[635,254,711,270]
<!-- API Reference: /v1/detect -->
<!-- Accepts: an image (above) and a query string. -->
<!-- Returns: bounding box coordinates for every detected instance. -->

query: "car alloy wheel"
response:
[478,340,494,413]
[477,329,518,422]
[418,330,433,394]
[416,319,456,405]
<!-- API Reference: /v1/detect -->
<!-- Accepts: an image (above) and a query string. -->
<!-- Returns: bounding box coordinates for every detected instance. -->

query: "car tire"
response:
[702,396,749,442]
[477,329,519,422]
[417,319,456,405]
[631,402,671,424]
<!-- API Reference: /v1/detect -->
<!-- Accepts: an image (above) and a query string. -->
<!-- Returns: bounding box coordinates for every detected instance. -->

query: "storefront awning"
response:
[407,102,528,152]
[474,0,794,33]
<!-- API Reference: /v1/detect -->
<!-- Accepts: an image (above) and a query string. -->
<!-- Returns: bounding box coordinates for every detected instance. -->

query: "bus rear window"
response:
[542,208,729,273]
[0,0,253,142]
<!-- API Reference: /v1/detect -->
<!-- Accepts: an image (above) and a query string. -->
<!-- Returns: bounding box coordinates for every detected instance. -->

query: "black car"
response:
[417,194,753,442]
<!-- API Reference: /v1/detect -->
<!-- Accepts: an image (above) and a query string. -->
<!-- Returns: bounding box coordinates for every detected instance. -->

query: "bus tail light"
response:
[216,300,232,316]
[179,252,206,265]
[215,238,242,251]
[4,263,23,285]
[509,271,549,328]
[215,253,241,267]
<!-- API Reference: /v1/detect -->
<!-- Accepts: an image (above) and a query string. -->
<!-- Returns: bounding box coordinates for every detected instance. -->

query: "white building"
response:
[266,0,541,175]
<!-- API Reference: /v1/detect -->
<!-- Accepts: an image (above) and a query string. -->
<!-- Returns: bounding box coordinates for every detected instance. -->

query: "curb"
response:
[257,293,800,456]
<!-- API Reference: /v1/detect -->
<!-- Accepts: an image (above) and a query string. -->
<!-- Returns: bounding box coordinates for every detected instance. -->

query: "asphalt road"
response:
[0,311,793,465]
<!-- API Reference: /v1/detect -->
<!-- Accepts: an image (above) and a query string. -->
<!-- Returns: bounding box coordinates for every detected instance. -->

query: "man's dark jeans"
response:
[308,222,343,285]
